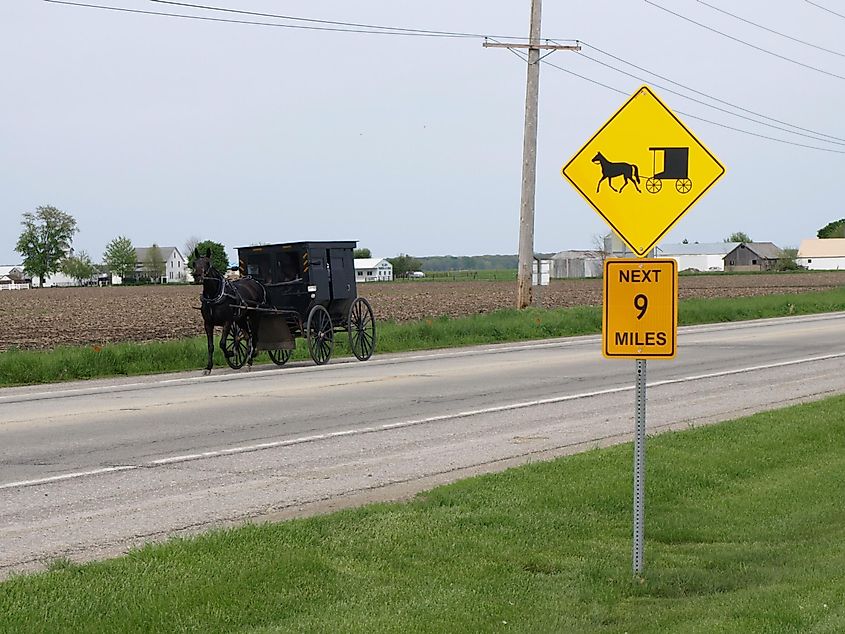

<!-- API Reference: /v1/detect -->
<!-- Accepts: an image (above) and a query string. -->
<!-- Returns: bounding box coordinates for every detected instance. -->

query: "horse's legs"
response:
[220,322,233,359]
[597,175,607,193]
[608,176,619,193]
[619,177,628,192]
[203,320,215,375]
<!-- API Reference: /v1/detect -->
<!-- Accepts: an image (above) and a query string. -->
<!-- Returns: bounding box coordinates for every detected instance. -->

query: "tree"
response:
[817,219,845,239]
[61,250,95,285]
[388,253,422,278]
[103,235,137,281]
[725,231,752,243]
[188,240,229,274]
[15,205,78,287]
[354,248,372,258]
[775,247,803,272]
[184,235,201,260]
[144,244,166,282]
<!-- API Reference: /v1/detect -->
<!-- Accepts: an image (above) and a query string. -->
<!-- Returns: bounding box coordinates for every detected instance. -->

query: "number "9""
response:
[634,294,648,320]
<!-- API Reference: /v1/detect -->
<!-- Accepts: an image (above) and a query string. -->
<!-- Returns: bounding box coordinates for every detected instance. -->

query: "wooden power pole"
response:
[484,0,579,308]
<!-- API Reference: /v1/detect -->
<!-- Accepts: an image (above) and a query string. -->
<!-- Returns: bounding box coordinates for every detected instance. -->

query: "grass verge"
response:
[1,287,844,387]
[2,395,845,632]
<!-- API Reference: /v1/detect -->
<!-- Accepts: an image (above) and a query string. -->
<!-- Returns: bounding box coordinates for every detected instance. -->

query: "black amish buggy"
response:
[226,240,376,368]
[644,146,693,194]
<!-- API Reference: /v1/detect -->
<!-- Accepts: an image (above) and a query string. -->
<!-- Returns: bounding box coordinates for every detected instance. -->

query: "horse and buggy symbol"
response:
[192,241,376,374]
[592,146,692,195]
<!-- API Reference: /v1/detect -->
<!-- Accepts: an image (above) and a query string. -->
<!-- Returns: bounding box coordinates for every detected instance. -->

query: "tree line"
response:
[13,205,227,286]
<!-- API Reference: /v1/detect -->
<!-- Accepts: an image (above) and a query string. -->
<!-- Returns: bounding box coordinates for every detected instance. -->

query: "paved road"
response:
[2,313,844,577]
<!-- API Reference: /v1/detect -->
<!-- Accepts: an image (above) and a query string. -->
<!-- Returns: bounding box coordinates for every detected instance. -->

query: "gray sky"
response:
[3,1,843,265]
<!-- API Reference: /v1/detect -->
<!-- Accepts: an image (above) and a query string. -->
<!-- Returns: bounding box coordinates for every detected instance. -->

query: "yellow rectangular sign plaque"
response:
[603,258,677,359]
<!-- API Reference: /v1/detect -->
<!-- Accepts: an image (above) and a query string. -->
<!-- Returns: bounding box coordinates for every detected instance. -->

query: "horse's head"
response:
[191,247,216,283]
[591,152,604,164]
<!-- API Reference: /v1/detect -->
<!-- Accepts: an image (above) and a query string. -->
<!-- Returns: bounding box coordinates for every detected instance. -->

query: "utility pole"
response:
[484,0,579,308]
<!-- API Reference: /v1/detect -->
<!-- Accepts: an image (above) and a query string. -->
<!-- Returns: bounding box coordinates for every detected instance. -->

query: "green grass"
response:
[3,395,845,632]
[2,287,845,387]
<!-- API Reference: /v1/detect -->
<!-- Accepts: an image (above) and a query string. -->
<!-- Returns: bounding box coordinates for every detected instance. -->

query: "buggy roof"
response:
[236,241,357,252]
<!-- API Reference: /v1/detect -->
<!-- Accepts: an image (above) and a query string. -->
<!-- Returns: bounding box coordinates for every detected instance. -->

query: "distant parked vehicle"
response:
[410,271,426,278]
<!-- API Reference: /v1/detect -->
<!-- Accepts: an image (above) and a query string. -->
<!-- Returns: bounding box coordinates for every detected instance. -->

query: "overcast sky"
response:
[3,0,843,265]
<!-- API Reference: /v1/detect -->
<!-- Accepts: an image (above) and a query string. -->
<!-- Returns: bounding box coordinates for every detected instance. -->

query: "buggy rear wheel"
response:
[306,305,334,365]
[222,323,250,370]
[348,297,376,361]
[675,178,692,194]
[268,348,292,366]
[645,177,662,193]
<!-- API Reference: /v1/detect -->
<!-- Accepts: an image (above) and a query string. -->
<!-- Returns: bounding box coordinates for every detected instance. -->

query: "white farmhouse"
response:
[134,246,188,283]
[797,238,845,270]
[354,258,393,282]
[0,265,30,290]
[655,242,739,272]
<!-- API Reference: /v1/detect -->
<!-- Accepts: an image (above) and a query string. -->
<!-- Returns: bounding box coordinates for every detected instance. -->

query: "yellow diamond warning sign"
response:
[603,258,677,359]
[562,85,725,257]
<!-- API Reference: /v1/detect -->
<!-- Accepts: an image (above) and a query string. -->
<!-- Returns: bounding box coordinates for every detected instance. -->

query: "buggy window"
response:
[275,252,301,283]
[245,254,272,281]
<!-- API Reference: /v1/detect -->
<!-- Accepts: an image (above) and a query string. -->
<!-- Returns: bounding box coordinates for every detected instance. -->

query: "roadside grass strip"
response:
[2,396,845,632]
[2,287,845,387]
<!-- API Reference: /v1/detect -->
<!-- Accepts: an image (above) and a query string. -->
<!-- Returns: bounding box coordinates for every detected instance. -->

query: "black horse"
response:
[191,248,267,375]
[592,151,641,193]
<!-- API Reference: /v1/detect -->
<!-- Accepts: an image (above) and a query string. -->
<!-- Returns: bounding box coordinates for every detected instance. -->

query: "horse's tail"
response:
[632,164,640,183]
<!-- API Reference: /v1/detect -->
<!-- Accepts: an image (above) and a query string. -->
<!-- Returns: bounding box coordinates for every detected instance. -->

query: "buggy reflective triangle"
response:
[561,85,725,257]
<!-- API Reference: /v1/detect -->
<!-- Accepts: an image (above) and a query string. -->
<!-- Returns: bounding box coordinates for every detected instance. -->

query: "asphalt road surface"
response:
[2,313,845,577]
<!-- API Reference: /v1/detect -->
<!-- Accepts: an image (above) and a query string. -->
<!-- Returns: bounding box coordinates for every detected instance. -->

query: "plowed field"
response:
[1,272,844,351]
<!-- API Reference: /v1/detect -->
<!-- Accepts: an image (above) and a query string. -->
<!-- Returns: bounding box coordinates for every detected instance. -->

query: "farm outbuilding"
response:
[550,250,603,278]
[723,242,783,272]
[797,238,845,270]
[655,242,738,272]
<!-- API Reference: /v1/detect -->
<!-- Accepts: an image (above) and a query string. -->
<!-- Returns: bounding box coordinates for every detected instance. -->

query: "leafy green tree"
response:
[188,240,229,274]
[144,244,166,282]
[103,235,137,280]
[354,248,372,258]
[61,250,95,285]
[15,205,78,287]
[725,231,752,243]
[817,219,845,238]
[388,253,422,278]
[775,247,803,271]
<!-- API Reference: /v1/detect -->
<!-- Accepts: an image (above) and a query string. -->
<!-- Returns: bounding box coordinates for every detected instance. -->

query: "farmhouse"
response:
[655,242,738,272]
[354,258,393,282]
[723,242,783,272]
[0,265,30,290]
[133,247,188,283]
[797,238,845,270]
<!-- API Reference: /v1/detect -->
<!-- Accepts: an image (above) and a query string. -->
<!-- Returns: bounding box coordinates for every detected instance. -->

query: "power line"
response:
[44,0,521,38]
[538,57,845,154]
[643,0,845,81]
[804,0,845,21]
[578,40,845,144]
[148,0,536,41]
[573,47,845,146]
[696,0,845,58]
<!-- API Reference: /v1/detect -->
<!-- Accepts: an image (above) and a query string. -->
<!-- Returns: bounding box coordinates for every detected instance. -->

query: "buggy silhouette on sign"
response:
[645,147,692,194]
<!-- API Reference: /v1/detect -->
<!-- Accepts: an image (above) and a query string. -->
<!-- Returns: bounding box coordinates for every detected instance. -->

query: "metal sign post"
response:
[633,358,647,576]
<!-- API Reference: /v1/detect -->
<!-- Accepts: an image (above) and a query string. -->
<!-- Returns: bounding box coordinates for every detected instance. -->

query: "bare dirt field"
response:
[1,272,844,351]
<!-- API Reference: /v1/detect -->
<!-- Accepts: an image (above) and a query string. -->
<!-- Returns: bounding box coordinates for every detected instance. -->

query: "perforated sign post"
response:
[561,85,724,577]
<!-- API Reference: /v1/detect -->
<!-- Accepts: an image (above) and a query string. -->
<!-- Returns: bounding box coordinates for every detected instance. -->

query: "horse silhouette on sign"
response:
[592,152,641,193]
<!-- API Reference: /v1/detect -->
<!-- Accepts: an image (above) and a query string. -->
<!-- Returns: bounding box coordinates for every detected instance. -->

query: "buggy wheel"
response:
[222,323,250,370]
[348,297,376,361]
[645,177,662,193]
[268,348,292,366]
[306,305,334,365]
[675,178,692,194]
